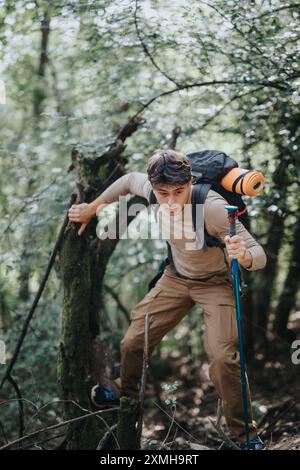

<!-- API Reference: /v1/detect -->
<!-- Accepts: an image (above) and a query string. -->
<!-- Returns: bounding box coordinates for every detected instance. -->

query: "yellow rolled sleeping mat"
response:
[221,168,266,196]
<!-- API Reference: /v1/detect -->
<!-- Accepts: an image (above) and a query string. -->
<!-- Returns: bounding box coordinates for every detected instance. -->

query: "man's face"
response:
[152,181,192,216]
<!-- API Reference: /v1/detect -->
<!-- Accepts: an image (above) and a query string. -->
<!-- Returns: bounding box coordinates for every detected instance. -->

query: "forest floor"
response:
[141,314,300,451]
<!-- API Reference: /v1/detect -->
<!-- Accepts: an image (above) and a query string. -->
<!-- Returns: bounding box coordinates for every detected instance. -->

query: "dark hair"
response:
[147,149,191,187]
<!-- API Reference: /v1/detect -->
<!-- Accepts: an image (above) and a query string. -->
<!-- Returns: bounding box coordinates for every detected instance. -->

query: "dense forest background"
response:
[0,0,299,450]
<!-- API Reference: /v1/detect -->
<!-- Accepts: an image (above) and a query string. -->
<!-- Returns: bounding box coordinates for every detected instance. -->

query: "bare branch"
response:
[134,0,181,86]
[250,3,300,21]
[170,127,182,150]
[0,406,118,451]
[137,313,152,445]
[104,284,131,323]
[17,432,65,451]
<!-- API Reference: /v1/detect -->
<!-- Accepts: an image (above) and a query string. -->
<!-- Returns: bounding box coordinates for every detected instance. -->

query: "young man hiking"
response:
[68,149,267,449]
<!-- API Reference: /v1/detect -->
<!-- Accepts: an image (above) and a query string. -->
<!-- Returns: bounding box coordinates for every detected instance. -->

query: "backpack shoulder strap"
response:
[191,182,211,207]
[191,182,212,250]
[149,189,157,205]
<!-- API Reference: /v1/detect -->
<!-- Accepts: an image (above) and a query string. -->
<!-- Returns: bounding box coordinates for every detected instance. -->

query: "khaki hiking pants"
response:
[114,264,257,440]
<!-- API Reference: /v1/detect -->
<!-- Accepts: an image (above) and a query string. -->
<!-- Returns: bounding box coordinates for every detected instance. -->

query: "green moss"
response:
[57,228,101,449]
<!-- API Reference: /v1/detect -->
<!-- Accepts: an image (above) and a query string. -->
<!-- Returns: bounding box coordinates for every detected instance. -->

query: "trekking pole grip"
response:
[225,205,238,237]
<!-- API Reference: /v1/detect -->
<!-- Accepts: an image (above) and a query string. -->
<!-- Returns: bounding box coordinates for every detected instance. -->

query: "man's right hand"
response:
[68,203,92,235]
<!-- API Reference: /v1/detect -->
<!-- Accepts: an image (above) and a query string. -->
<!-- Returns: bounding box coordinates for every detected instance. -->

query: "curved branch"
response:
[202,1,294,79]
[250,3,300,21]
[104,284,130,323]
[187,85,265,133]
[125,77,286,132]
[134,0,181,86]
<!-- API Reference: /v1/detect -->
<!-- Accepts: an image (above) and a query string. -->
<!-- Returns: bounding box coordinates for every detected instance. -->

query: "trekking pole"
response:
[225,205,250,449]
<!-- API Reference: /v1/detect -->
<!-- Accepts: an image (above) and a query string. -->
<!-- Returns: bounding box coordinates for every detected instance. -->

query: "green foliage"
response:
[0,0,299,444]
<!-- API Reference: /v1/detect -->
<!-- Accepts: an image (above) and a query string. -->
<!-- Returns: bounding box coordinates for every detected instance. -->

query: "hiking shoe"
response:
[240,436,265,450]
[91,384,120,407]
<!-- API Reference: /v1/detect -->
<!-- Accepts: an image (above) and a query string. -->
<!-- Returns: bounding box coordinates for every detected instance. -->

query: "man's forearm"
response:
[85,172,150,218]
[86,173,134,216]
[238,249,253,269]
[242,245,267,271]
[87,195,110,216]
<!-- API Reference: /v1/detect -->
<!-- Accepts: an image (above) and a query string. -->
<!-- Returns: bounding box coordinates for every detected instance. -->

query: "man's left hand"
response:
[224,235,252,268]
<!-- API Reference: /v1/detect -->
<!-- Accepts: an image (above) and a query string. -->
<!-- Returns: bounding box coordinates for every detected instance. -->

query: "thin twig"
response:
[0,406,118,451]
[137,314,152,445]
[208,399,240,450]
[17,432,65,451]
[6,375,24,439]
[160,404,177,449]
[152,400,204,446]
[97,423,118,450]
[249,3,300,22]
[24,398,120,450]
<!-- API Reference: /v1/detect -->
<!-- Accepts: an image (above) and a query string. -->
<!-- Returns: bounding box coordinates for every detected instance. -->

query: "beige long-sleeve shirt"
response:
[100,172,267,279]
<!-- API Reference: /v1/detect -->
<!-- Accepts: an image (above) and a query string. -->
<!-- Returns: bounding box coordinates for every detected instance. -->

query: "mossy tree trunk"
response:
[117,397,140,450]
[58,229,101,449]
[57,118,146,449]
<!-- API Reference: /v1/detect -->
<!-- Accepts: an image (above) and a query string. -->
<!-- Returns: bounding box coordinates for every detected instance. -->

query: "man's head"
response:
[147,149,192,214]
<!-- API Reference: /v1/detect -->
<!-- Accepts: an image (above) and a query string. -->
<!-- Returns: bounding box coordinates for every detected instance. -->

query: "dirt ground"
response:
[142,326,300,451]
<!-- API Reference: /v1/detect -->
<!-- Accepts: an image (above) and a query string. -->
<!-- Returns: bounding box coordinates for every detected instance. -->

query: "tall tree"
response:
[57,117,146,449]
[274,207,300,339]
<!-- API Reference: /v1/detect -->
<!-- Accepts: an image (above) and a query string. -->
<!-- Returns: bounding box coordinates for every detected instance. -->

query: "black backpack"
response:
[148,150,251,292]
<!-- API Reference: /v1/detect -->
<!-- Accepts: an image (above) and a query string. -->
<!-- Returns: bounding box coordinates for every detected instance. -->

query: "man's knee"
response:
[210,349,239,369]
[120,334,144,355]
